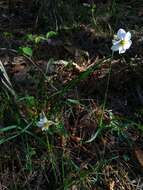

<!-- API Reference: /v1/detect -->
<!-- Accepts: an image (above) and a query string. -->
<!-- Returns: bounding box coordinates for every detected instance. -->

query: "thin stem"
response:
[85,54,114,143]
[46,134,58,182]
[99,52,114,127]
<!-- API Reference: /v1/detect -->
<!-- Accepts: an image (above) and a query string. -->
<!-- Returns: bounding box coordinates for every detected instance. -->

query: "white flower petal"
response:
[117,29,126,40]
[42,127,47,131]
[111,43,120,52]
[119,46,126,54]
[37,115,48,128]
[37,121,44,128]
[42,117,48,123]
[113,39,120,45]
[125,32,131,40]
[123,40,132,50]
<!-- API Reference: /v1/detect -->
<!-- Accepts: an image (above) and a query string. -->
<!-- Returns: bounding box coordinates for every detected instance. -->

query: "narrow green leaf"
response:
[67,99,80,105]
[0,134,19,145]
[0,125,17,132]
[85,128,103,143]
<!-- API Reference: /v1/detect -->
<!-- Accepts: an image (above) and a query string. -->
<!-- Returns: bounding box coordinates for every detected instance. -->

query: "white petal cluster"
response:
[111,29,132,54]
[37,113,54,131]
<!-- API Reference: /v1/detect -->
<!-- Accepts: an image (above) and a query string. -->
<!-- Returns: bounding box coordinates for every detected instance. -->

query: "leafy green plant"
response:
[25,31,58,46]
[18,46,33,57]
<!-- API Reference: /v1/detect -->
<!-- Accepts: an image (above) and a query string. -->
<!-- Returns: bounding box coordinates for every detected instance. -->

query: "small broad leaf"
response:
[26,34,34,41]
[46,31,58,39]
[19,47,33,57]
[35,36,45,44]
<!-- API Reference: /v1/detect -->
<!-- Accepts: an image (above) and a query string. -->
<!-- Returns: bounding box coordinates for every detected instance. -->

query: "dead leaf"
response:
[70,185,79,190]
[61,135,67,147]
[70,136,81,143]
[72,62,85,73]
[135,149,143,167]
[109,180,115,190]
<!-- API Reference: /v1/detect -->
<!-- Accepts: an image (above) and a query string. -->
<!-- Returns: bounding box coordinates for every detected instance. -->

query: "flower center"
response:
[120,40,126,46]
[43,122,49,129]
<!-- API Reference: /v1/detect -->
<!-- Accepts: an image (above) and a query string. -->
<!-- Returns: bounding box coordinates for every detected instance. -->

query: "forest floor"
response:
[0,0,143,189]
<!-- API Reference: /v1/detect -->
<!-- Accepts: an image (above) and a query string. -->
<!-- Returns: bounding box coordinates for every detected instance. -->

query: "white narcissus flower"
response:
[111,28,132,54]
[37,113,54,131]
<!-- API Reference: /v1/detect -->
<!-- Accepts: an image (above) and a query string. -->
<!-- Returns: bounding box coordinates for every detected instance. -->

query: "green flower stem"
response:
[99,52,114,127]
